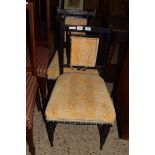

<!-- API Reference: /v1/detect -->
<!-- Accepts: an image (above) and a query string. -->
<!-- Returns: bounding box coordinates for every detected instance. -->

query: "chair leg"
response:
[26,128,35,155]
[35,86,42,111]
[47,79,56,97]
[38,77,46,105]
[46,121,57,147]
[98,124,111,150]
[40,79,56,122]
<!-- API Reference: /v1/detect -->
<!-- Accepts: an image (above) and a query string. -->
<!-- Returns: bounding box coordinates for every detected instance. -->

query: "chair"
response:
[26,2,42,155]
[26,0,51,105]
[45,22,116,149]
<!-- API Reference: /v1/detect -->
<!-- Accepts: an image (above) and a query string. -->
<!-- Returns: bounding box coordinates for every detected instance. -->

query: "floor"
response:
[26,83,129,155]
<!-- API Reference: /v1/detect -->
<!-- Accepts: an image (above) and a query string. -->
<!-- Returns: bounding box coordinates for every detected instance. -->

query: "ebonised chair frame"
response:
[57,8,96,17]
[57,9,96,65]
[58,22,111,74]
[54,8,96,52]
[46,22,112,150]
[57,8,96,23]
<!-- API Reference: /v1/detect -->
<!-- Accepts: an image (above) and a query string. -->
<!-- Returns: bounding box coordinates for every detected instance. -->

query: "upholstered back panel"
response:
[70,36,99,67]
[64,16,87,39]
[65,16,87,25]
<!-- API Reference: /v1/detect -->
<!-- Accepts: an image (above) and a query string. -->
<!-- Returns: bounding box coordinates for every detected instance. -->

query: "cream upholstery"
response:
[70,36,99,67]
[65,16,87,25]
[46,73,116,124]
[47,50,99,79]
[64,16,87,39]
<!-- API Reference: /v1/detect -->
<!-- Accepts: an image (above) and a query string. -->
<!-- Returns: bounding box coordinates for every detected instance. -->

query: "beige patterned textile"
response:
[65,16,87,36]
[70,37,99,67]
[47,50,99,79]
[46,73,116,124]
[65,16,87,25]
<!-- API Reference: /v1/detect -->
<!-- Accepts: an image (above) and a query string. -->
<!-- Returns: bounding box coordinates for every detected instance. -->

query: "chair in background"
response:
[26,2,42,155]
[45,22,116,149]
[26,75,39,155]
[104,29,129,83]
[47,8,96,80]
[26,0,52,106]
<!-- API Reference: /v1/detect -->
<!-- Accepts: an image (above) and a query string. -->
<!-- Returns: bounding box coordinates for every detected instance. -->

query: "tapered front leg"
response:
[98,124,111,150]
[46,121,57,147]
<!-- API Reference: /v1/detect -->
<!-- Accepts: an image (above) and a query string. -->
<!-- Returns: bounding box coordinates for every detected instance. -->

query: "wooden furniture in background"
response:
[27,0,51,108]
[26,2,41,155]
[33,0,53,55]
[64,0,84,10]
[84,0,99,10]
[112,49,129,140]
[104,29,129,83]
[26,75,40,155]
[110,0,129,17]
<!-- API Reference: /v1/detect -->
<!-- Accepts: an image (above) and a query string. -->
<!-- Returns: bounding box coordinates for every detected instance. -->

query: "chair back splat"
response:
[58,22,111,76]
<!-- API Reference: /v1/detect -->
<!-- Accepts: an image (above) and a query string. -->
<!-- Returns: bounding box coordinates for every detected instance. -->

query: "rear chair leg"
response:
[46,79,56,101]
[35,86,42,111]
[98,124,111,150]
[38,77,46,105]
[46,121,57,147]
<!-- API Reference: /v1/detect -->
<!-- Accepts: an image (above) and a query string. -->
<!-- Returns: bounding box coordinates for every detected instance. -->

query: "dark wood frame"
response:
[58,23,111,74]
[46,22,112,149]
[53,8,96,52]
[27,2,43,110]
[57,8,96,27]
[46,0,52,54]
[104,29,129,83]
[26,127,35,155]
[26,2,42,155]
[112,47,129,140]
[26,86,41,155]
[32,0,52,53]
[27,1,37,76]
[27,0,52,108]
[57,8,96,17]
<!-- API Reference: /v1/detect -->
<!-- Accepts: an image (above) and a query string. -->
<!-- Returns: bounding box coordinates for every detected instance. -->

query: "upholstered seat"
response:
[26,75,37,129]
[46,73,116,124]
[47,50,99,79]
[26,46,50,77]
